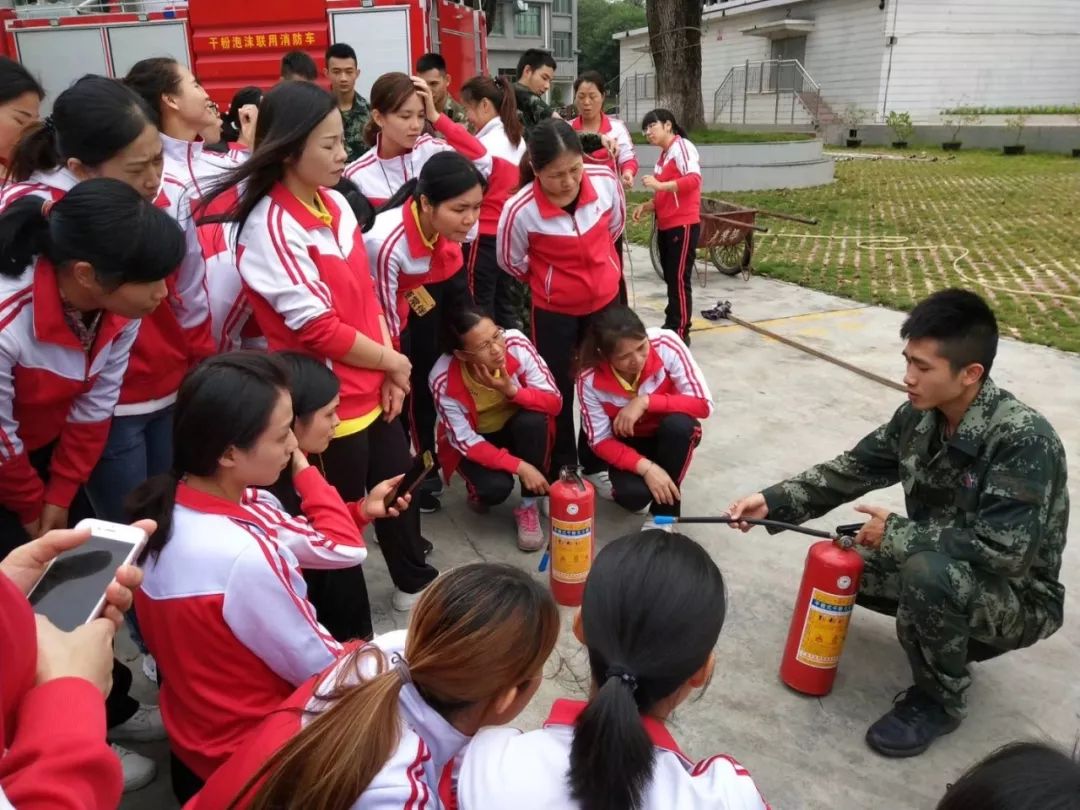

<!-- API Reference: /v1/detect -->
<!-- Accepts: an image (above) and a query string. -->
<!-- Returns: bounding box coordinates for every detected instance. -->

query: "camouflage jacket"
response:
[339,93,371,163]
[425,97,470,138]
[444,96,469,127]
[514,82,554,138]
[762,378,1069,638]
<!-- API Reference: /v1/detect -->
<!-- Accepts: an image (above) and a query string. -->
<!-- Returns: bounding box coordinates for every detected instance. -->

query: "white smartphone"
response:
[27,519,149,632]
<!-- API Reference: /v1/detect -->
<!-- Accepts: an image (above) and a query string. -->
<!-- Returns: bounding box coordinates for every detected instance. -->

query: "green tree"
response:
[577,0,647,91]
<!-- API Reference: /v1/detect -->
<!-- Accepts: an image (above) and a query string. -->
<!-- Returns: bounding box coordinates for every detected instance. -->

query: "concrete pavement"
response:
[120,244,1080,810]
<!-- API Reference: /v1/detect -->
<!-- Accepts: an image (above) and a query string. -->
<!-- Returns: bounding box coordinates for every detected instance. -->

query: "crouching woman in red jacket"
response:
[577,306,713,531]
[0,178,184,546]
[430,304,562,551]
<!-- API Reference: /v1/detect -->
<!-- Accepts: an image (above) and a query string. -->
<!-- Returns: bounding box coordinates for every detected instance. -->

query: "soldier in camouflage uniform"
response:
[728,289,1069,758]
[416,52,469,138]
[326,43,371,163]
[513,48,558,139]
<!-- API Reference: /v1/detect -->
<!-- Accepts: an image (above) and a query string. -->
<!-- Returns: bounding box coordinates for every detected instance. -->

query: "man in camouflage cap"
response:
[728,288,1069,758]
[513,48,559,139]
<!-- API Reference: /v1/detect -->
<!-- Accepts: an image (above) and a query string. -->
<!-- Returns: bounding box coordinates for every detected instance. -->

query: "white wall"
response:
[618,0,888,122]
[882,0,1080,119]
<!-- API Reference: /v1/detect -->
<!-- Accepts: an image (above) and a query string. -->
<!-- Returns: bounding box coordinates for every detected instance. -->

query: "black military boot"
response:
[865,686,961,758]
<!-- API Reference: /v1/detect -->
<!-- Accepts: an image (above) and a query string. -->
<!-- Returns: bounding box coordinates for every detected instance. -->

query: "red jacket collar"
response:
[32,257,129,356]
[544,699,686,758]
[589,340,663,396]
[570,114,613,135]
[532,169,600,220]
[445,351,523,419]
[268,182,342,233]
[175,481,254,522]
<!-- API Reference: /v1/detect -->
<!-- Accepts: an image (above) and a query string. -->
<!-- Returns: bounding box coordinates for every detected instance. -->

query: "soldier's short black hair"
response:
[325,43,357,67]
[936,741,1080,810]
[901,288,998,379]
[281,51,317,81]
[416,52,447,74]
[516,49,557,79]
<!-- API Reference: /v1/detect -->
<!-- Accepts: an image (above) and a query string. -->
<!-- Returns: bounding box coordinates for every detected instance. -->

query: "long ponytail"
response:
[127,352,291,560]
[461,75,523,148]
[233,563,560,810]
[0,177,183,282]
[568,531,727,810]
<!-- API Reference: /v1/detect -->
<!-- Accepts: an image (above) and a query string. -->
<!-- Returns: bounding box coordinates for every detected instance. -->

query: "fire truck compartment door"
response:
[329,7,411,100]
[14,28,109,113]
[107,22,190,78]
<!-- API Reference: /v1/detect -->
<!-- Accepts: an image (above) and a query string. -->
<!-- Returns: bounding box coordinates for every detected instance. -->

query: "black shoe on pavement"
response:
[419,470,444,497]
[865,686,961,758]
[422,538,434,556]
[418,490,441,514]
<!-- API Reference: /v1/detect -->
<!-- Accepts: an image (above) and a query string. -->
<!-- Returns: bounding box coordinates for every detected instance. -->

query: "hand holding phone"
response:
[383,451,435,510]
[35,615,116,696]
[27,519,149,632]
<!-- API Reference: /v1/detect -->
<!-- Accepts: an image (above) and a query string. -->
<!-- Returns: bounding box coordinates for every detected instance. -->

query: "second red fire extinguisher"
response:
[544,466,595,607]
[779,534,864,696]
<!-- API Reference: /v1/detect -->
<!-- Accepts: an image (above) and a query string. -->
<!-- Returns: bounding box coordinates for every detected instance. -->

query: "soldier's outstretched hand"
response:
[726,493,768,532]
[853,504,892,549]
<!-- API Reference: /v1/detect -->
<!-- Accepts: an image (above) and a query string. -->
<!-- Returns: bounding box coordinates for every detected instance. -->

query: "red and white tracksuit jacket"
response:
[364,203,465,341]
[474,117,526,238]
[429,330,561,480]
[0,259,138,523]
[578,328,713,472]
[569,113,639,178]
[0,165,214,416]
[237,184,388,422]
[0,569,122,810]
[652,135,702,230]
[451,699,770,810]
[343,116,492,206]
[186,630,469,810]
[136,468,369,780]
[496,166,625,316]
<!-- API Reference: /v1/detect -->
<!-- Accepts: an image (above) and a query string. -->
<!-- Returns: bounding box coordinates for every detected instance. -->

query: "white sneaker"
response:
[392,584,428,612]
[584,471,614,501]
[641,516,676,533]
[111,744,157,793]
[513,502,545,552]
[141,654,158,684]
[107,704,167,743]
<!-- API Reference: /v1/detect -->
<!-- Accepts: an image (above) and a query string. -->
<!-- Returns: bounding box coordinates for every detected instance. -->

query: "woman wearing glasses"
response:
[430,304,561,551]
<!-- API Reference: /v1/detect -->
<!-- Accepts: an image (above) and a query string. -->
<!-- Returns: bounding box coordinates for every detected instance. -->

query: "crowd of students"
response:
[0,44,1073,810]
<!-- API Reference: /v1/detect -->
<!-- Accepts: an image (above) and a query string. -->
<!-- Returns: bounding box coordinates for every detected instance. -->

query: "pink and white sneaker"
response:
[513,502,545,552]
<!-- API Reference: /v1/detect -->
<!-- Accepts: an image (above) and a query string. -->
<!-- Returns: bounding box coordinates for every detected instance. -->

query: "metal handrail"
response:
[711,58,821,126]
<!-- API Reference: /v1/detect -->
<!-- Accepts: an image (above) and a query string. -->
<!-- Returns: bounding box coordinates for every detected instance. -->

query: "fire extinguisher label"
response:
[551,518,592,584]
[796,588,856,669]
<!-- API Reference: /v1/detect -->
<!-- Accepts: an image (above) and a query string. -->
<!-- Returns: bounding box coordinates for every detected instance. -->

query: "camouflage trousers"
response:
[856,548,1028,717]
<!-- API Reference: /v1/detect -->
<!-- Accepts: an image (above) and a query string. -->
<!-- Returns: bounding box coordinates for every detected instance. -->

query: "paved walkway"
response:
[121,245,1080,810]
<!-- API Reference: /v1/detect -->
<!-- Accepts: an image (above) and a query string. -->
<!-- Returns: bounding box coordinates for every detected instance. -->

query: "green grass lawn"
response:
[626,148,1080,353]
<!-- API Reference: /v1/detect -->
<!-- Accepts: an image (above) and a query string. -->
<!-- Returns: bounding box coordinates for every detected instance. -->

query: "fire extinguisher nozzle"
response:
[652,515,678,525]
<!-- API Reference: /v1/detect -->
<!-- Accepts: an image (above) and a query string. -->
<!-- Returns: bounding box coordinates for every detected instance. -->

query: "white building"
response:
[614,0,1080,127]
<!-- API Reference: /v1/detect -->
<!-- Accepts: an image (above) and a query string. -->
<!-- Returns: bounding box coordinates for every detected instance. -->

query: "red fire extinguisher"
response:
[543,466,595,607]
[779,534,864,696]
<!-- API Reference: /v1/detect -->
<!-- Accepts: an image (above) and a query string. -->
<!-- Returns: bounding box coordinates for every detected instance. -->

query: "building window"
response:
[553,31,572,59]
[489,2,505,36]
[514,3,542,38]
[553,0,571,14]
[497,67,518,81]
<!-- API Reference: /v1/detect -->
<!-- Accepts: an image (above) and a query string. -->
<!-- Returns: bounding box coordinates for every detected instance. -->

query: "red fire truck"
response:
[1,0,488,111]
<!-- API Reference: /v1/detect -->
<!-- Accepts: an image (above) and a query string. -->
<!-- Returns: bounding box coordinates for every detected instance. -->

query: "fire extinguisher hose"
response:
[654,514,855,543]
